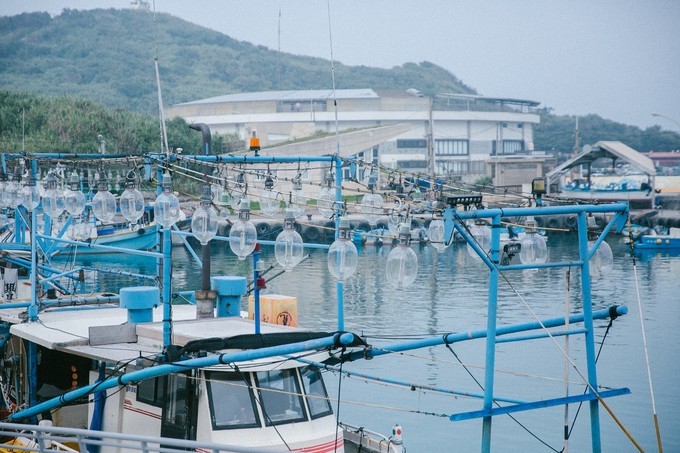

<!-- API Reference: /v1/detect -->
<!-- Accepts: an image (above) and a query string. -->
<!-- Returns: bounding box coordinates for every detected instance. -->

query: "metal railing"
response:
[0,422,279,453]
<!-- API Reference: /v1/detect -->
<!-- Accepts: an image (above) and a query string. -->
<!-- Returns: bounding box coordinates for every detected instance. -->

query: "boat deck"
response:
[1,305,311,364]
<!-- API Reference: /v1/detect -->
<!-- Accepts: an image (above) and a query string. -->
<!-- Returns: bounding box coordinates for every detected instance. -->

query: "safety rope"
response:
[627,216,663,452]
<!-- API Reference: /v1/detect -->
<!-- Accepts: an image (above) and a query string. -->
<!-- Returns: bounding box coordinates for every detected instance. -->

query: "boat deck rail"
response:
[0,422,278,453]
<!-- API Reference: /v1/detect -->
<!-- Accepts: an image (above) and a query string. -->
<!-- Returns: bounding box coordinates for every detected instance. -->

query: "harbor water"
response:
[76,233,679,452]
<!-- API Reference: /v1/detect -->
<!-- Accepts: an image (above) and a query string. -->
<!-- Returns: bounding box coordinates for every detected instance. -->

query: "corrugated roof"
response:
[546,141,656,185]
[176,89,379,106]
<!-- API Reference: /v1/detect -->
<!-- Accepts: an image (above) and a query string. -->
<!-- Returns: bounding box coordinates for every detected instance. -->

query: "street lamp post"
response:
[651,113,680,132]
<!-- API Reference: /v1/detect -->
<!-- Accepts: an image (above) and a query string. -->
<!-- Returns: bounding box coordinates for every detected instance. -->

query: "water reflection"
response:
[75,233,678,452]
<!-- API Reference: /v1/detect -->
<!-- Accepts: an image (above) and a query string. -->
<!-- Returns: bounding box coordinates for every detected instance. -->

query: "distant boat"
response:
[633,227,680,250]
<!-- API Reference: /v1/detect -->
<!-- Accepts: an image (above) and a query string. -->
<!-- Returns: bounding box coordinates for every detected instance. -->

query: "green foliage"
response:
[535,110,680,153]
[0,9,474,115]
[0,90,237,155]
[1,9,679,153]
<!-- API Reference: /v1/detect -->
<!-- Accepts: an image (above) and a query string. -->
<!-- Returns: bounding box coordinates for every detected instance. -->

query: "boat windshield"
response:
[206,372,260,429]
[255,369,306,425]
[300,366,333,419]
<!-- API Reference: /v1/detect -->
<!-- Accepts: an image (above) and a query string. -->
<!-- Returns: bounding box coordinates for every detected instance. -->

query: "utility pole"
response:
[428,96,435,182]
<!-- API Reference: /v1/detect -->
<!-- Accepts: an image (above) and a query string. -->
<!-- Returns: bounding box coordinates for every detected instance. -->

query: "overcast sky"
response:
[2,0,679,131]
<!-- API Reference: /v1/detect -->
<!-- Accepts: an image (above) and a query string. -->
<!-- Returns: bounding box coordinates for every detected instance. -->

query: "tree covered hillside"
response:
[0,9,474,115]
[1,9,678,154]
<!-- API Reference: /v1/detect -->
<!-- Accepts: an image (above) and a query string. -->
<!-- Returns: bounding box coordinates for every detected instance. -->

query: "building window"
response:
[502,140,524,154]
[436,161,468,175]
[435,139,469,156]
[397,139,427,149]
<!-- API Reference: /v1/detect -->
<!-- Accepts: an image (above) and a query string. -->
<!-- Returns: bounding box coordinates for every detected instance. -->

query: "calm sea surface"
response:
[78,233,679,452]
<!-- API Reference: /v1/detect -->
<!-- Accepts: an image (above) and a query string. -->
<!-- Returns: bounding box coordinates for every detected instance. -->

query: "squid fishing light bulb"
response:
[229,199,257,259]
[327,217,358,281]
[275,209,304,271]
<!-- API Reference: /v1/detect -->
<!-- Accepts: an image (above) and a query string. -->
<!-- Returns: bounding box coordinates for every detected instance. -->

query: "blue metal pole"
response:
[162,227,172,348]
[481,214,501,453]
[253,245,261,334]
[335,156,344,331]
[10,332,356,421]
[577,212,602,452]
[36,234,163,258]
[172,226,201,268]
[28,209,38,322]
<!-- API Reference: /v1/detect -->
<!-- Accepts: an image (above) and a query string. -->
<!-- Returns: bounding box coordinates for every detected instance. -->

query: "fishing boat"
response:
[632,227,680,250]
[0,143,661,453]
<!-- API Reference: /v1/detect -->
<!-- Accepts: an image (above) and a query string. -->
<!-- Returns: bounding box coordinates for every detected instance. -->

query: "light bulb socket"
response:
[68,171,80,190]
[46,172,58,189]
[398,224,411,245]
[125,170,137,189]
[283,209,296,229]
[292,176,302,190]
[97,170,108,190]
[200,184,213,207]
[238,199,251,221]
[162,172,173,192]
[264,174,274,190]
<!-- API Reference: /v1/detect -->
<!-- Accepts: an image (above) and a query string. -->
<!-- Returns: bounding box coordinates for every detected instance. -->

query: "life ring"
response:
[546,217,561,230]
[376,222,388,230]
[256,222,271,237]
[302,226,321,243]
[565,215,578,230]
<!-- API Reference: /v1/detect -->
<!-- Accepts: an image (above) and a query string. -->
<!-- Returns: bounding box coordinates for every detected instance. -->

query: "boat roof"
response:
[3,305,311,365]
[546,141,656,185]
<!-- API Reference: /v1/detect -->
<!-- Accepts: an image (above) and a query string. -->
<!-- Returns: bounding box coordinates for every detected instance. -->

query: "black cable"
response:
[445,343,561,453]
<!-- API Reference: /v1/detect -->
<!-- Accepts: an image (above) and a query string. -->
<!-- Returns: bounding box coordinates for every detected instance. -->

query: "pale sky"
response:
[2,0,679,131]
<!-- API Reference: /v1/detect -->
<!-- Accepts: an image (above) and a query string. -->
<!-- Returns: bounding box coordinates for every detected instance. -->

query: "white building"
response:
[165,89,541,185]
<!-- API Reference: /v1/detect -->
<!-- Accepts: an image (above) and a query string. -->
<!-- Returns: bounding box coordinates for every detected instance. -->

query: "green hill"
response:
[0,9,474,114]
[1,8,678,153]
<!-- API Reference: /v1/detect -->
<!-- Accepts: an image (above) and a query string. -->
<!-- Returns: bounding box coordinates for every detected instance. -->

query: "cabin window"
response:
[206,372,260,430]
[255,369,306,426]
[137,376,166,407]
[300,366,333,419]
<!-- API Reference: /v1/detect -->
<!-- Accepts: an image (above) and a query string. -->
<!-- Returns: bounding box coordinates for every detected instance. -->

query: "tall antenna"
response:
[573,116,580,155]
[326,0,340,155]
[153,0,170,158]
[277,8,281,53]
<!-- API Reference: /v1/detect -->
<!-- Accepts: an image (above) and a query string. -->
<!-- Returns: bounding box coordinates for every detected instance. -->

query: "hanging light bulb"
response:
[91,170,117,223]
[3,169,21,209]
[359,173,383,227]
[64,171,86,217]
[260,171,280,217]
[317,169,335,218]
[288,173,306,218]
[519,217,548,267]
[385,223,419,289]
[0,172,7,209]
[191,184,219,245]
[387,199,405,235]
[20,171,41,212]
[41,171,65,218]
[119,170,145,225]
[327,217,359,281]
[587,216,613,279]
[466,219,491,259]
[275,208,305,271]
[153,172,181,229]
[589,240,613,279]
[229,198,257,259]
[230,171,246,210]
[428,218,449,253]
